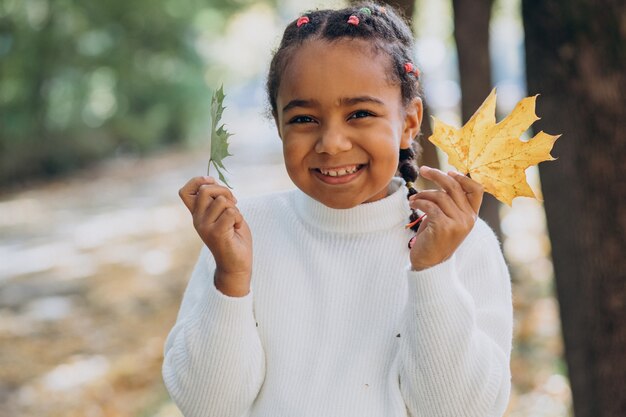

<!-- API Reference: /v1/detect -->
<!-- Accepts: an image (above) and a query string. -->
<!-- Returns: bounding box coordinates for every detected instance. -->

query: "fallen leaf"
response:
[209,85,233,188]
[428,89,560,205]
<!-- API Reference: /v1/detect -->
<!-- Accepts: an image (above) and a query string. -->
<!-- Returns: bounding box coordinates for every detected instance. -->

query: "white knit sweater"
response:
[163,178,512,417]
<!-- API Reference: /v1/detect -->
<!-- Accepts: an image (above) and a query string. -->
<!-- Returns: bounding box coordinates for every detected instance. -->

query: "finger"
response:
[232,208,244,230]
[194,184,238,216]
[410,190,462,219]
[197,183,237,203]
[419,166,473,213]
[448,171,484,215]
[179,176,216,212]
[212,207,244,235]
[410,196,450,222]
[202,195,236,225]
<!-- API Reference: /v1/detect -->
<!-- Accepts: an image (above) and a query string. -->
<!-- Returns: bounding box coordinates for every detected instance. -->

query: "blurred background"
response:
[1,0,624,416]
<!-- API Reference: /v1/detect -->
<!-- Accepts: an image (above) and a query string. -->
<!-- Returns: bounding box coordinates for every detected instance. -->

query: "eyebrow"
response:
[281,96,385,113]
[282,99,318,113]
[340,96,385,107]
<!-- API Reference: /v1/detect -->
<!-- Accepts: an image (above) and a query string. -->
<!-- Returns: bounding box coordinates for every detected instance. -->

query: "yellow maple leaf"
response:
[428,88,560,206]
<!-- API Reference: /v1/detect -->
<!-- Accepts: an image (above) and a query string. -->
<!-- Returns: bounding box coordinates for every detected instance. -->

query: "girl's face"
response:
[275,38,422,209]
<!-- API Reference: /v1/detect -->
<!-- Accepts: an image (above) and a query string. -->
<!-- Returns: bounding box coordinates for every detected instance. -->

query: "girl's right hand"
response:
[179,176,252,297]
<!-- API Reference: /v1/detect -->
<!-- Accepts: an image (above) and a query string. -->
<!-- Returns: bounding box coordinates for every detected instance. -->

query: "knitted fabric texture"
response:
[162,178,513,417]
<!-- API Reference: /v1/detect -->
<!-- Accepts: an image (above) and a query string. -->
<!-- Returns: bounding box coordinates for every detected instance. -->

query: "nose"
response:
[314,122,352,155]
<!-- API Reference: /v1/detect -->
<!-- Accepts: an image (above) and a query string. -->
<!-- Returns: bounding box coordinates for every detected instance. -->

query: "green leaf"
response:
[209,85,233,188]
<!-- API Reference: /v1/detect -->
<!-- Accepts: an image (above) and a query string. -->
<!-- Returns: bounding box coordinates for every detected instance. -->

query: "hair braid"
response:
[398,145,423,236]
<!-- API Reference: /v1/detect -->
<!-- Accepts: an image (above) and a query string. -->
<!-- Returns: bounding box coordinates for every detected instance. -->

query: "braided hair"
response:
[266,2,425,236]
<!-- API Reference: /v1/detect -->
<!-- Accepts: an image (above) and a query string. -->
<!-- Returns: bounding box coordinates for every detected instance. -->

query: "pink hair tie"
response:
[296,16,310,27]
[404,62,420,78]
[347,15,360,26]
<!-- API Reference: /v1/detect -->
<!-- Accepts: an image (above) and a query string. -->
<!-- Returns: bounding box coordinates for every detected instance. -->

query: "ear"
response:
[400,97,423,148]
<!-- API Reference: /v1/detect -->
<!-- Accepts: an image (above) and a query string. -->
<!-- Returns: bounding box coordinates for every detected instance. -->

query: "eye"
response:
[349,110,374,120]
[288,115,316,124]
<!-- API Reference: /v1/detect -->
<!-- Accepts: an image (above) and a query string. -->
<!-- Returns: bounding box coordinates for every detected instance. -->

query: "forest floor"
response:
[0,148,571,417]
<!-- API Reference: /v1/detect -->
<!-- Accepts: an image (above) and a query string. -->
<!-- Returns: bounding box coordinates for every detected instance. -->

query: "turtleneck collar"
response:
[292,177,410,234]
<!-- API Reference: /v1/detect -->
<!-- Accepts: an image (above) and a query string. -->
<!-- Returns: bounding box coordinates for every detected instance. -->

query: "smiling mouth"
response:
[315,164,365,177]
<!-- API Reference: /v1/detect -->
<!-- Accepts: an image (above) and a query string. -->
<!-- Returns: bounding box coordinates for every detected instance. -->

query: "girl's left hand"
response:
[408,166,484,271]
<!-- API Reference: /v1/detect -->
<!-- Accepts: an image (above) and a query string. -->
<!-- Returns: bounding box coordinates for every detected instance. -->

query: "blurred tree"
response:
[451,0,502,238]
[523,1,626,416]
[0,0,257,186]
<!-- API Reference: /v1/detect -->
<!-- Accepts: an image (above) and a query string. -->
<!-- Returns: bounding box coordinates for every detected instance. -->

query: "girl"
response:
[163,3,512,417]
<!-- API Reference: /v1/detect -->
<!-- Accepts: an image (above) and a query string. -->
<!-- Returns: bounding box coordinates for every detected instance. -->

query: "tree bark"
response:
[452,0,502,239]
[522,1,626,416]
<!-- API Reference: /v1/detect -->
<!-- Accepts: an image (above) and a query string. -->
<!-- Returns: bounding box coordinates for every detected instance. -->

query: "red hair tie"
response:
[347,15,360,25]
[296,16,309,27]
[404,62,420,78]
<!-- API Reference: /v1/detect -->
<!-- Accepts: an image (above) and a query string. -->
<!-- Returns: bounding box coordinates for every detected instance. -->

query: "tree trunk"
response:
[452,0,502,239]
[522,1,626,416]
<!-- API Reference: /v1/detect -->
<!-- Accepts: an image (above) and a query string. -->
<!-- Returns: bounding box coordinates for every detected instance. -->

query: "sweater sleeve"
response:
[162,247,266,417]
[399,222,512,417]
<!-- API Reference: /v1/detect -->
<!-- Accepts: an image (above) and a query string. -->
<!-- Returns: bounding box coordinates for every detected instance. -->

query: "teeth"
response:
[320,165,360,177]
